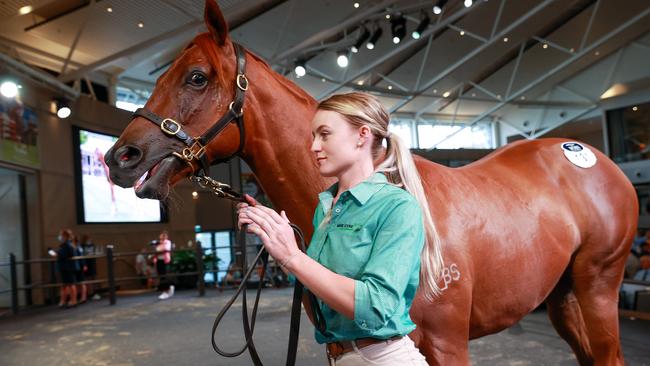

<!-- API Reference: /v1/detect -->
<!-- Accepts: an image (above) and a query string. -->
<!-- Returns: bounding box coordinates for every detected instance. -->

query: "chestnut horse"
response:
[105,1,638,365]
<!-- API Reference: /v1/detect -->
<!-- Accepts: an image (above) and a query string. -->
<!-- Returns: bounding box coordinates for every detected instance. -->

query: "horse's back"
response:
[411,138,637,336]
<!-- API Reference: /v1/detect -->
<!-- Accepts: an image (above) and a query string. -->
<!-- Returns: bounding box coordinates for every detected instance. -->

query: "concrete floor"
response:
[0,288,648,366]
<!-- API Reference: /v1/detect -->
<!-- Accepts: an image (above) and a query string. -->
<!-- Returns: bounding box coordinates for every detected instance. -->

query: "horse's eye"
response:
[188,72,207,87]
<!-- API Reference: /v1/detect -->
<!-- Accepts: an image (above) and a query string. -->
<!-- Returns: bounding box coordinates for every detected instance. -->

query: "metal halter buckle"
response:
[160,118,181,136]
[236,74,249,91]
[181,140,206,161]
[228,101,244,116]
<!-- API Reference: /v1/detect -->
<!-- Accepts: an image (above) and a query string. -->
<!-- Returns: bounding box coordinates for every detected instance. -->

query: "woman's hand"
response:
[239,202,300,266]
[236,194,258,230]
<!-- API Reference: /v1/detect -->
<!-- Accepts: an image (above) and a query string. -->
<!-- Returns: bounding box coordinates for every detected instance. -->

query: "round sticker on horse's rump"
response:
[560,142,597,168]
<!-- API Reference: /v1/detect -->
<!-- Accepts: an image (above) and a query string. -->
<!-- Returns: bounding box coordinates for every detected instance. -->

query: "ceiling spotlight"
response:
[18,5,33,15]
[632,106,638,111]
[412,11,430,39]
[351,26,370,53]
[107,6,113,12]
[336,51,349,68]
[442,91,451,98]
[503,37,509,42]
[433,0,447,15]
[464,0,473,7]
[321,78,326,83]
[294,60,306,77]
[385,14,391,19]
[542,43,548,49]
[137,21,144,28]
[357,80,364,86]
[390,14,406,44]
[387,85,393,90]
[366,26,382,50]
[192,191,199,199]
[0,81,19,98]
[55,99,72,119]
[460,30,465,36]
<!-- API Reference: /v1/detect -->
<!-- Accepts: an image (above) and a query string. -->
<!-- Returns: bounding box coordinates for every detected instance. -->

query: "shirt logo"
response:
[334,223,362,232]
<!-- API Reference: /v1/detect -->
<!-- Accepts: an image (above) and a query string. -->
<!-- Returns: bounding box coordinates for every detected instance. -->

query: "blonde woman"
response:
[238,92,443,365]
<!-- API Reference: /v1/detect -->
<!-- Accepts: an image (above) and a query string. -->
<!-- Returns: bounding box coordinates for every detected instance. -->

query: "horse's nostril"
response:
[114,145,143,167]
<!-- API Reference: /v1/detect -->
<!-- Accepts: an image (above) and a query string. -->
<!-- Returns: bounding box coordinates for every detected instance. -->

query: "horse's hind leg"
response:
[571,249,628,366]
[545,271,593,365]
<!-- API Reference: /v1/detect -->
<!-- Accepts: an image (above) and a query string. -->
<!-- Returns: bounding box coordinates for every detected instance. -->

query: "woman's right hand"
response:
[237,194,259,230]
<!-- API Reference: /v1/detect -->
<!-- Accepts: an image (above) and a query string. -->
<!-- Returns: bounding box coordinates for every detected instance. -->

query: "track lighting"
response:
[294,60,306,77]
[0,81,19,98]
[351,26,370,53]
[433,0,447,14]
[366,26,383,50]
[55,98,72,119]
[412,11,430,39]
[390,14,406,44]
[336,51,349,68]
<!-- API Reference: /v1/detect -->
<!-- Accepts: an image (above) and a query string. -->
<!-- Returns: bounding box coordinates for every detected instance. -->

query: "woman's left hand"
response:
[240,206,300,265]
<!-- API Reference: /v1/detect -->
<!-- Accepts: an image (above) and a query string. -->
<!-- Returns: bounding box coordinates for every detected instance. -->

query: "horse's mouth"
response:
[133,156,183,200]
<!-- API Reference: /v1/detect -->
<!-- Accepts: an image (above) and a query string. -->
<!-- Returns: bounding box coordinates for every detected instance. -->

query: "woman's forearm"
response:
[285,252,355,319]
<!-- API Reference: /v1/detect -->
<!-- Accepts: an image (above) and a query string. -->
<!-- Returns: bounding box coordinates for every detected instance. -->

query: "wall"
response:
[0,70,198,302]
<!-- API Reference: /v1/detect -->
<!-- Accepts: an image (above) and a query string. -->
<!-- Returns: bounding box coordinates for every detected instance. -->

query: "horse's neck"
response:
[241,58,328,236]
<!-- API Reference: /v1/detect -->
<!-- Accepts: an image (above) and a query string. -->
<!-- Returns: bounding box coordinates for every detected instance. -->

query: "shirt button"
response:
[361,321,367,327]
[335,208,341,213]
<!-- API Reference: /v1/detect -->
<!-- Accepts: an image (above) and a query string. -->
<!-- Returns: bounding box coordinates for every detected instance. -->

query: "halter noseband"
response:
[131,42,248,177]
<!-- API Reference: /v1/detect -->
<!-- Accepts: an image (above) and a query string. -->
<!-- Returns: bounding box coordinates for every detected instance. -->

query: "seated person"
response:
[621,256,650,309]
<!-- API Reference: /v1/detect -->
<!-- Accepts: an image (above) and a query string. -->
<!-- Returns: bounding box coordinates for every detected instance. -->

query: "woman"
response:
[238,92,444,365]
[55,229,78,308]
[155,231,175,300]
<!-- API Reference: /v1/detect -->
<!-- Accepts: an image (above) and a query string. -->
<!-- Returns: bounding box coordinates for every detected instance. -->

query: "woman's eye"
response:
[188,72,207,87]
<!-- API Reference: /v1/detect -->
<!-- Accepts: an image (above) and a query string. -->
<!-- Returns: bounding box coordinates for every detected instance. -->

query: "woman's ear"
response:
[358,125,372,141]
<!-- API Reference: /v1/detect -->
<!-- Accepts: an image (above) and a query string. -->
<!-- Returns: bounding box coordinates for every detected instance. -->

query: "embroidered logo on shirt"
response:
[334,223,362,232]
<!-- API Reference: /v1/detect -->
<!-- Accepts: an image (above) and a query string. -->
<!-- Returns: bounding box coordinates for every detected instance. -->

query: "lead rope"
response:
[192,176,325,366]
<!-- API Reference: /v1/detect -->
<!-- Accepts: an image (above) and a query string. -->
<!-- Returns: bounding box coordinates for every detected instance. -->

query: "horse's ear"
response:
[204,0,229,45]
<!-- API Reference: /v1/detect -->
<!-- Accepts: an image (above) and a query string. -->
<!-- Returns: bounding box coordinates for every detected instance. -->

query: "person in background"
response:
[72,236,87,304]
[56,229,77,308]
[154,231,174,300]
[80,235,99,300]
[621,256,650,309]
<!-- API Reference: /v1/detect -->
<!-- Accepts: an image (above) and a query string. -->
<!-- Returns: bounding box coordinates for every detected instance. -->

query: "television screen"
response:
[73,127,165,223]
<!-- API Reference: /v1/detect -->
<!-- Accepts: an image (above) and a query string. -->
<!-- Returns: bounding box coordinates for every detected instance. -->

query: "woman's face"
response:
[311,110,361,178]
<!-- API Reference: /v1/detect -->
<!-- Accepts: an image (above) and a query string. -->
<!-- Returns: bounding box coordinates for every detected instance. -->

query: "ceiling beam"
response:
[316,2,481,100]
[431,5,650,148]
[269,0,397,65]
[58,0,288,83]
[389,0,556,113]
[436,0,596,112]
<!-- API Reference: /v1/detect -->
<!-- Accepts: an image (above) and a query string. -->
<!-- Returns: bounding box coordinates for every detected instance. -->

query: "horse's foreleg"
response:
[545,272,593,365]
[572,252,627,366]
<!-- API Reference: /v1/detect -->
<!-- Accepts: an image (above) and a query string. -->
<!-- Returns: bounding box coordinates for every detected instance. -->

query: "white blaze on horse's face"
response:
[311,110,363,178]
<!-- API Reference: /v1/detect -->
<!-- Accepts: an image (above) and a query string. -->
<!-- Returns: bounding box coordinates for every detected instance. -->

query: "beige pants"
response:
[330,336,428,365]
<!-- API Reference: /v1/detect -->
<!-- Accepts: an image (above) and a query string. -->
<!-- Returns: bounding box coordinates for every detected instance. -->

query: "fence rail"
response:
[1,243,284,315]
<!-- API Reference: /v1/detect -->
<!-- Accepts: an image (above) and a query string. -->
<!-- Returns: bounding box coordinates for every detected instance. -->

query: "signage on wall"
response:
[0,97,40,168]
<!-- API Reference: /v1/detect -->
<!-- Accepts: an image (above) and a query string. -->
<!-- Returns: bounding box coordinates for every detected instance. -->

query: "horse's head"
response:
[105,0,245,200]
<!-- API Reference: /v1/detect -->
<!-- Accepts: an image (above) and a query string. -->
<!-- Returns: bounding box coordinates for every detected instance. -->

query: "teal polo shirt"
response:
[306,172,425,343]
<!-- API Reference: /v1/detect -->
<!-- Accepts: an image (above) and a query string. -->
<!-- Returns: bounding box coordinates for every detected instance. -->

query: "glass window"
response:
[115,86,150,112]
[607,102,650,163]
[417,122,493,149]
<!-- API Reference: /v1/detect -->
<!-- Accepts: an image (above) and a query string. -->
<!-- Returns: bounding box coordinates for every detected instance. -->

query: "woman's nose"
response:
[310,139,320,152]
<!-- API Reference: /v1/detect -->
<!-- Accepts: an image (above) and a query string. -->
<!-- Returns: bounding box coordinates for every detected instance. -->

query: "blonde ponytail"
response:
[318,92,444,299]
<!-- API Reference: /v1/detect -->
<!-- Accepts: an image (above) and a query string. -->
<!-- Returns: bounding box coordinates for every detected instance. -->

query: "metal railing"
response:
[0,243,286,315]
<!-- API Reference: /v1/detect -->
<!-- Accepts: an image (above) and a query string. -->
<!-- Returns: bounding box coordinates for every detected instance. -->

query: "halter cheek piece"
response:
[130,43,248,178]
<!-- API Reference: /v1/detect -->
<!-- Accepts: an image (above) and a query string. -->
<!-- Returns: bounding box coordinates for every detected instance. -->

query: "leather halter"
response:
[131,42,248,177]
